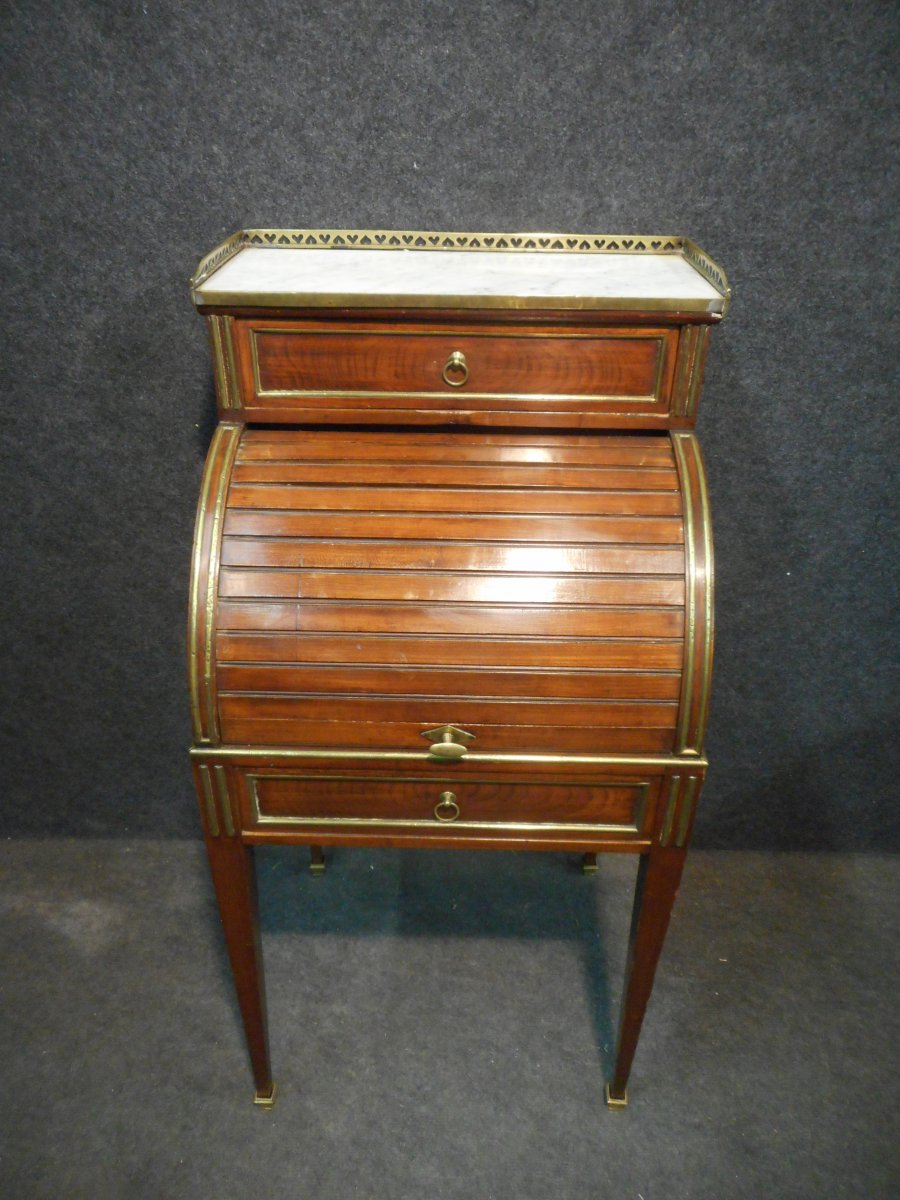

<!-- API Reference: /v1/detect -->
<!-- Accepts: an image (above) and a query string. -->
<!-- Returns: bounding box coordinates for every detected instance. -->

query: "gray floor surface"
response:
[1,841,897,1200]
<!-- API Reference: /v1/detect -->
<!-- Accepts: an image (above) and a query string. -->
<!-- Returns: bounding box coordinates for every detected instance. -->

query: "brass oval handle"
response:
[429,727,469,759]
[429,740,468,760]
[421,724,474,758]
[434,791,460,822]
[441,350,469,387]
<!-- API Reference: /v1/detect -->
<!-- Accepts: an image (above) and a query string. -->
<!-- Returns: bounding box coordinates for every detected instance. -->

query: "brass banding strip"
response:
[694,443,715,753]
[671,326,696,417]
[214,764,235,837]
[257,388,661,405]
[659,775,681,847]
[208,317,229,408]
[190,747,707,769]
[199,765,219,837]
[222,316,241,410]
[675,774,700,847]
[685,326,710,420]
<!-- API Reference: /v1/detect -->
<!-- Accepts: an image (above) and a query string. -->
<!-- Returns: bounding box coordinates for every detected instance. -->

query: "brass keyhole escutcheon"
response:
[441,350,469,387]
[434,791,460,822]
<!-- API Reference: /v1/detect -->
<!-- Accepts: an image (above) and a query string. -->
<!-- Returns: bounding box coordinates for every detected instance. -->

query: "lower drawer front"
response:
[245,772,654,837]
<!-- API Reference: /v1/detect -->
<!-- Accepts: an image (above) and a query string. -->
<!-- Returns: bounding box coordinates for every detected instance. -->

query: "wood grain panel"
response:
[218,569,684,607]
[204,426,690,756]
[250,774,646,828]
[249,326,671,399]
[237,431,677,467]
[224,510,684,544]
[217,600,684,638]
[227,484,682,517]
[216,633,684,671]
[231,462,680,491]
[217,663,682,701]
[220,718,675,754]
[220,539,685,575]
[219,694,676,729]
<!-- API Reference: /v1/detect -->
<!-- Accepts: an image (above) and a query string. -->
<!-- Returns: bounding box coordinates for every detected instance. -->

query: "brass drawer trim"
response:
[247,327,668,407]
[247,772,650,835]
[191,746,707,770]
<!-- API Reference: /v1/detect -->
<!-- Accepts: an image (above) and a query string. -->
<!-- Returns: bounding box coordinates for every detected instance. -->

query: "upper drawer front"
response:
[224,320,684,429]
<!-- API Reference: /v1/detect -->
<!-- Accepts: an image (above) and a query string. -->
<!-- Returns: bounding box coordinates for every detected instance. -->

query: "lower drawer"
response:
[241,770,657,839]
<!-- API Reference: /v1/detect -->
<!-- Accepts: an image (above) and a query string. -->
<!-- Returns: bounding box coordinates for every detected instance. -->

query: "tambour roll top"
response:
[189,426,713,761]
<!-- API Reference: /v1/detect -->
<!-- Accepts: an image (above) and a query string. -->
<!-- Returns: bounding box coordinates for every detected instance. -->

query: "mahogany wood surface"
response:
[189,272,721,1108]
[607,847,687,1101]
[203,427,690,759]
[250,774,649,829]
[246,322,675,400]
[209,313,713,428]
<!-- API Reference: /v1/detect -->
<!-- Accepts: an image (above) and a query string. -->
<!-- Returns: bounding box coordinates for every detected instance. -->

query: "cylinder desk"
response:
[187,228,730,1109]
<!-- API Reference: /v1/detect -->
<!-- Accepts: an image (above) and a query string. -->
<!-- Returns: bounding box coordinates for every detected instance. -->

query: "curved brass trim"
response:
[672,432,697,753]
[694,442,715,754]
[671,432,714,755]
[188,425,226,741]
[202,425,241,743]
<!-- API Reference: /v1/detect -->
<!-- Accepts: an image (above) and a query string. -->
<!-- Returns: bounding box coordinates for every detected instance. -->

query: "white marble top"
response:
[194,246,725,311]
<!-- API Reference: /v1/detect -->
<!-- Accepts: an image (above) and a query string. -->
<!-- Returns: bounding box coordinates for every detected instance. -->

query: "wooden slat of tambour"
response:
[227,485,683,517]
[223,511,684,544]
[216,633,684,671]
[218,569,684,607]
[220,539,685,575]
[218,664,682,701]
[237,434,675,468]
[219,694,676,728]
[218,718,675,754]
[217,600,684,638]
[231,462,680,490]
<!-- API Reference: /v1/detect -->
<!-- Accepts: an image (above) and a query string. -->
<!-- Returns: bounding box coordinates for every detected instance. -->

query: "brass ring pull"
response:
[441,350,469,387]
[434,791,460,822]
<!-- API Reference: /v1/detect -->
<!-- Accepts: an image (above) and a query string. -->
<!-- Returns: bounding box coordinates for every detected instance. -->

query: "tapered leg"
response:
[607,847,686,1106]
[581,852,599,874]
[203,834,275,1106]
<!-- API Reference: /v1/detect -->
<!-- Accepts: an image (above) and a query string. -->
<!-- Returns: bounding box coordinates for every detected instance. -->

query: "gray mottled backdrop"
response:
[2,1,897,846]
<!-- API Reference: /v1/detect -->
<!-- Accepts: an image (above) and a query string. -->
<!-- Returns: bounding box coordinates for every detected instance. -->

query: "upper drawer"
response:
[209,317,707,430]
